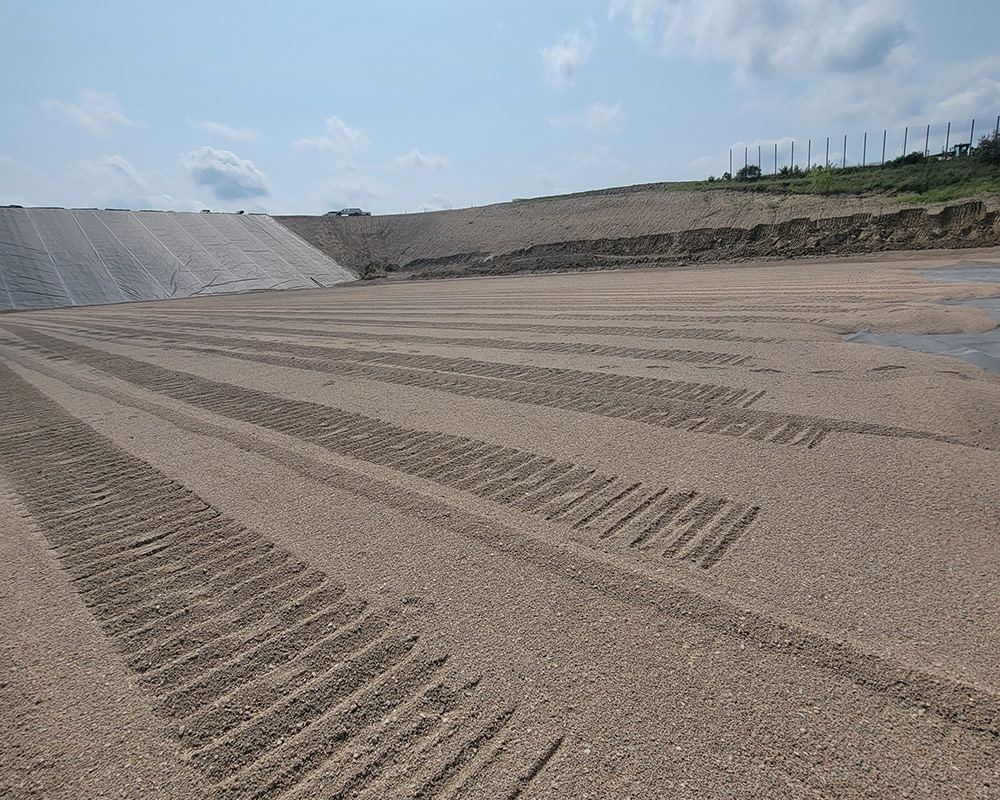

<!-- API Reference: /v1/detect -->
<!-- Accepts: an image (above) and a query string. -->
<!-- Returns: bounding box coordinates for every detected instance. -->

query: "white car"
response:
[325,208,371,217]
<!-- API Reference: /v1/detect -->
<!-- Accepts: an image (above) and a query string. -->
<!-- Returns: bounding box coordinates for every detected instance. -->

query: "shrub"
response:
[887,151,926,167]
[736,164,761,182]
[810,166,842,194]
[974,132,1000,166]
[777,165,805,178]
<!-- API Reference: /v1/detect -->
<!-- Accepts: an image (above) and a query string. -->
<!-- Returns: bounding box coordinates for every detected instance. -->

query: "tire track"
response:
[115,308,822,323]
[18,321,972,451]
[0,362,563,799]
[74,315,756,365]
[6,343,999,747]
[70,311,780,342]
[1,325,763,570]
[41,324,763,405]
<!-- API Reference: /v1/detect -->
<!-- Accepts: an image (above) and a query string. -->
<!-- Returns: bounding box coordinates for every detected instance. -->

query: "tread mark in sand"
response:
[2,325,762,570]
[7,334,1000,735]
[31,319,963,450]
[0,363,562,799]
[40,318,761,405]
[60,312,781,342]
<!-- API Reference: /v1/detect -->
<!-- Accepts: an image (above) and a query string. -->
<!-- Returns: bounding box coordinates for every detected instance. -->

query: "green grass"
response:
[690,156,1000,202]
[509,151,1000,207]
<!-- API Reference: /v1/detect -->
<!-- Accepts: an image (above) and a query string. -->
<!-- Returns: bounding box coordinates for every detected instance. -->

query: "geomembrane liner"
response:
[0,207,355,311]
[845,266,1000,375]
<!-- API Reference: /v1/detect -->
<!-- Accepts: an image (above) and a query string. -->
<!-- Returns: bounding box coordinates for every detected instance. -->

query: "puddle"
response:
[921,264,1000,285]
[845,265,1000,375]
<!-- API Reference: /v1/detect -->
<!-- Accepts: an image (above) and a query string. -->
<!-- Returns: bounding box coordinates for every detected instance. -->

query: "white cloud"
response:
[541,28,596,88]
[609,0,998,134]
[42,89,134,137]
[585,102,623,129]
[85,153,143,187]
[780,50,998,131]
[295,116,371,153]
[319,175,388,210]
[609,0,909,80]
[416,194,451,212]
[77,154,203,211]
[181,146,270,200]
[554,101,625,129]
[532,146,628,195]
[392,149,450,172]
[189,120,258,143]
[531,165,567,195]
[930,58,1000,124]
[685,154,719,177]
[686,136,799,178]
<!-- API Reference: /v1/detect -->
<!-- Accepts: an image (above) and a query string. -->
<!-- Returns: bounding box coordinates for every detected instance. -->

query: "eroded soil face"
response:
[277,190,1000,278]
[2,249,999,799]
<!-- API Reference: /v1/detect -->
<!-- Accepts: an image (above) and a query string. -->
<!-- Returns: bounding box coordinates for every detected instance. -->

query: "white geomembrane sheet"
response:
[0,208,354,311]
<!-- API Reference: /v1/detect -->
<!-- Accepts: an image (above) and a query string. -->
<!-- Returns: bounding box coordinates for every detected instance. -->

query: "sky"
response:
[1,0,998,215]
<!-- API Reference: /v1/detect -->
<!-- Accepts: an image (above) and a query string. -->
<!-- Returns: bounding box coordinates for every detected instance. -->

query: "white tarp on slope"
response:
[0,208,354,311]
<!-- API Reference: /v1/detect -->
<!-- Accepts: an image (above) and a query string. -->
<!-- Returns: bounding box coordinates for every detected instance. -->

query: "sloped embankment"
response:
[0,208,355,311]
[410,201,1000,279]
[278,199,1000,280]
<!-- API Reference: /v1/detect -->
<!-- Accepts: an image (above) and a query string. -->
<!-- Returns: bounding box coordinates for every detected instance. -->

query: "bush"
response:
[735,164,761,182]
[974,132,1000,166]
[810,166,842,194]
[777,165,805,178]
[887,151,926,167]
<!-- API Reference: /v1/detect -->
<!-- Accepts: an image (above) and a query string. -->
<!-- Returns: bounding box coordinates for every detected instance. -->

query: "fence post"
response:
[791,141,794,169]
[996,115,999,136]
[807,138,811,169]
[970,118,975,146]
[843,134,847,168]
[903,126,907,156]
[945,121,951,153]
[774,142,777,174]
[758,145,761,170]
[745,146,748,169]
[924,124,930,156]
[862,132,867,166]
[729,149,732,177]
[881,130,886,165]
[826,136,830,167]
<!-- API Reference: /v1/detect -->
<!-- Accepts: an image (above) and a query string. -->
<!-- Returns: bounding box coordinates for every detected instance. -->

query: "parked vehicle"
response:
[325,208,371,217]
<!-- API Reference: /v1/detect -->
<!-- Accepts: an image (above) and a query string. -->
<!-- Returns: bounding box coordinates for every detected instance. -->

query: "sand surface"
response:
[1,248,999,798]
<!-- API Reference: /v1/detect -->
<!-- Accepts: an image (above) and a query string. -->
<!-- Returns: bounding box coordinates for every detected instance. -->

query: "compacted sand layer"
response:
[2,247,999,798]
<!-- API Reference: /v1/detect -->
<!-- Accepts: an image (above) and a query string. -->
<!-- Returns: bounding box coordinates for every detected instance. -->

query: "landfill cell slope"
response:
[0,208,354,311]
[1,248,999,798]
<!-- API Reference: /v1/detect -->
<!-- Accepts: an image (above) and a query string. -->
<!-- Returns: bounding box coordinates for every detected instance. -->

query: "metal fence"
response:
[727,114,1000,177]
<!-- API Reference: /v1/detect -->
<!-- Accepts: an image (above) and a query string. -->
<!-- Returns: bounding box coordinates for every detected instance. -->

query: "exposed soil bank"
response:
[277,190,1000,281]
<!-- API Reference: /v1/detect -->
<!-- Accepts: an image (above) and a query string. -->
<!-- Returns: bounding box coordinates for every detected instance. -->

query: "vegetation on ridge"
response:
[703,132,1000,203]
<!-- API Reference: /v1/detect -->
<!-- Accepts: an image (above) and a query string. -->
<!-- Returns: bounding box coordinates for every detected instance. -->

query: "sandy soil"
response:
[1,247,999,798]
[277,188,1000,276]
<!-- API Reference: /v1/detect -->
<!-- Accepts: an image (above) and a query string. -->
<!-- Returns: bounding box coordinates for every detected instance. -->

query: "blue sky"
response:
[1,0,998,214]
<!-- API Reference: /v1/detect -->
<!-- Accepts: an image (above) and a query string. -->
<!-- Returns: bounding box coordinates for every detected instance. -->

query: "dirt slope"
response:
[2,247,998,797]
[277,187,1000,278]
